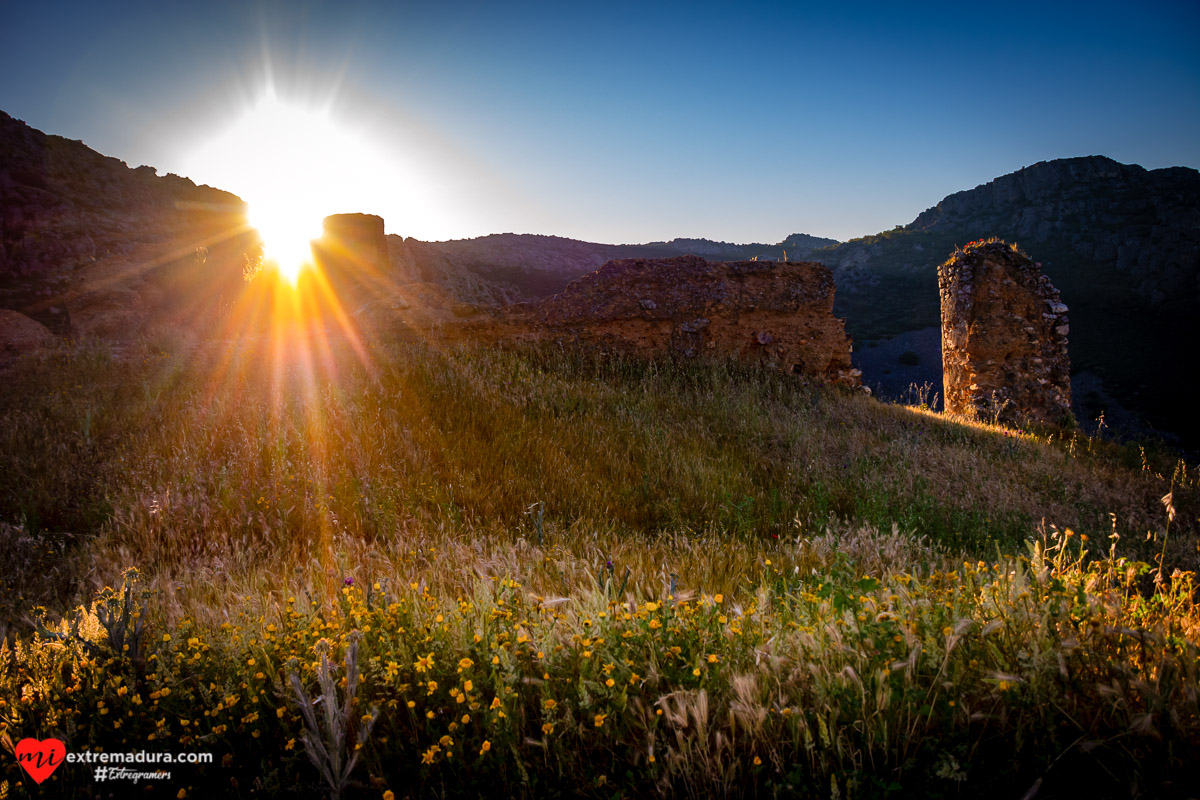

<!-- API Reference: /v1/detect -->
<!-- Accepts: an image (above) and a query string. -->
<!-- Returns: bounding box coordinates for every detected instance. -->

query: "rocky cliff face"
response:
[909,157,1200,305]
[821,157,1200,311]
[939,241,1071,426]
[482,256,860,386]
[0,111,251,337]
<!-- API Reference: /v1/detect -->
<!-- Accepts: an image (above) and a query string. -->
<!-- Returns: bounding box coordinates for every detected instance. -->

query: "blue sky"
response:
[2,1,1198,244]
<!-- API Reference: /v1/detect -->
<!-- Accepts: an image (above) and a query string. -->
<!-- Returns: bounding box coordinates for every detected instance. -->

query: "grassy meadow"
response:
[0,329,1197,798]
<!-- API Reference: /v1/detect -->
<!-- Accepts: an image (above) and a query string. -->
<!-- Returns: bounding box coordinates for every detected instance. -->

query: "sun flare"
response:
[186,91,395,284]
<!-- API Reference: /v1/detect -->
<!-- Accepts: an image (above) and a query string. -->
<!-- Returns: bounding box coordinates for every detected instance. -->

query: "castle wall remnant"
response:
[500,255,861,386]
[315,213,390,312]
[938,240,1071,426]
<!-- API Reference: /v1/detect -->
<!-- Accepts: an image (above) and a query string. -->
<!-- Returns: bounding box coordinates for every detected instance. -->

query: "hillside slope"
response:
[0,110,251,336]
[1,334,1196,796]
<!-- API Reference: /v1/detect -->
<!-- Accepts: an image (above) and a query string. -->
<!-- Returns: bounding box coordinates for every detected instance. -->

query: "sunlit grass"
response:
[0,333,1196,796]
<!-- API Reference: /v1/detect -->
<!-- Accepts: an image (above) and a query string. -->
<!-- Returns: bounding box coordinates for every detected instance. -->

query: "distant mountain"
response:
[814,156,1200,445]
[389,232,838,305]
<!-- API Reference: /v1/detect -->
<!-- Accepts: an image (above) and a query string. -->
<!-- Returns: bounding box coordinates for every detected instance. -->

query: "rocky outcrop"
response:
[0,110,251,337]
[909,156,1200,305]
[0,309,54,355]
[939,240,1071,426]
[493,256,860,385]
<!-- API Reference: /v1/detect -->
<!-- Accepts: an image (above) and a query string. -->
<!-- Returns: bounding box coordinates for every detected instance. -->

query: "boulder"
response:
[0,309,55,354]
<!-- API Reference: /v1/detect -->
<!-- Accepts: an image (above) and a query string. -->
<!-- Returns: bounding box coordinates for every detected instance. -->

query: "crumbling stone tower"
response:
[314,213,389,313]
[938,240,1071,426]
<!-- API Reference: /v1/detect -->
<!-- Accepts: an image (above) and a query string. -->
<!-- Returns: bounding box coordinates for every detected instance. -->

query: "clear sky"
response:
[2,0,1198,245]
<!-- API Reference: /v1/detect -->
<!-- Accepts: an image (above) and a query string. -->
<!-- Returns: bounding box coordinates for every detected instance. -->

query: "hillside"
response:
[0,110,251,337]
[1,333,1196,797]
[814,157,1200,445]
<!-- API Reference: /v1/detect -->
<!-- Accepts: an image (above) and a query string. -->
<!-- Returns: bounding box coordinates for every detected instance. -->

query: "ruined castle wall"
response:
[315,213,390,313]
[503,256,860,386]
[938,241,1071,425]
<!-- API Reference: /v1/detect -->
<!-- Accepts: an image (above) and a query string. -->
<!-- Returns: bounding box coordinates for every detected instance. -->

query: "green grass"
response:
[0,333,1196,797]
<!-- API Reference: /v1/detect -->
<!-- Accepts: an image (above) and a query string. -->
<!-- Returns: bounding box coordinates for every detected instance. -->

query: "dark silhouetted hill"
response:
[0,110,251,336]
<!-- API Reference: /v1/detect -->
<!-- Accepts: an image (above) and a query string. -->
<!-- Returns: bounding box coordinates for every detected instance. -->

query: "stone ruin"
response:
[313,213,390,313]
[279,217,864,387]
[494,255,861,387]
[938,240,1071,426]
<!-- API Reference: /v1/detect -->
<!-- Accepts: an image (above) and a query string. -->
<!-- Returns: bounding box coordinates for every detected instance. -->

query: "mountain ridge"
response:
[0,110,249,334]
[388,231,838,304]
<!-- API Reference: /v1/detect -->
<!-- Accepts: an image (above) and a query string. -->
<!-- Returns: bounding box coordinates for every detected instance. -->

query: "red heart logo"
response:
[15,738,66,784]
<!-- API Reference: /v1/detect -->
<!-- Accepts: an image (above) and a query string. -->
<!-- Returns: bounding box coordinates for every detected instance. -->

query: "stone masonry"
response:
[306,220,861,388]
[314,213,390,313]
[938,240,1071,426]
[499,255,861,386]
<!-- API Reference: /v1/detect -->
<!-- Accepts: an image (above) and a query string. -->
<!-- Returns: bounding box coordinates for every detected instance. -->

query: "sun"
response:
[186,91,391,284]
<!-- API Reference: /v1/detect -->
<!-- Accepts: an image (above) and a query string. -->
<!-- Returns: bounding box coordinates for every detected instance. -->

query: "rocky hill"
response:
[815,157,1200,446]
[910,157,1199,302]
[0,110,251,337]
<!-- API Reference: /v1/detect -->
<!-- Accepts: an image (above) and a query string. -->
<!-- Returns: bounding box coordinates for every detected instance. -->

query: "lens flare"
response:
[186,90,391,284]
